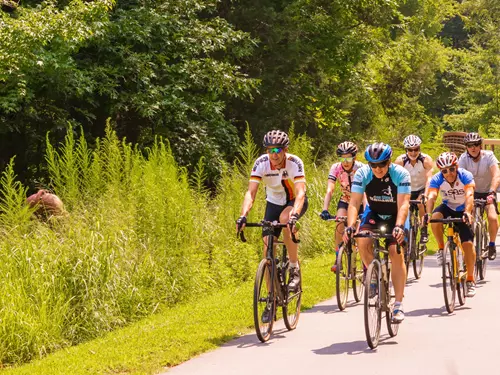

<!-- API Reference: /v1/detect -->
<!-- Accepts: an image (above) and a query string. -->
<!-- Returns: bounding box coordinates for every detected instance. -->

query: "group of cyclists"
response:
[236,129,499,325]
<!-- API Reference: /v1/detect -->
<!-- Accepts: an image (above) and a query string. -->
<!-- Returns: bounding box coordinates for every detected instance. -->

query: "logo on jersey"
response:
[370,186,395,203]
[252,156,269,172]
[282,170,289,179]
[442,188,465,200]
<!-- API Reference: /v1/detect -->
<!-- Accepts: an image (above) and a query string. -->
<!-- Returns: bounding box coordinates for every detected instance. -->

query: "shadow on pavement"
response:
[301,301,363,315]
[406,307,450,318]
[313,336,397,356]
[219,328,291,349]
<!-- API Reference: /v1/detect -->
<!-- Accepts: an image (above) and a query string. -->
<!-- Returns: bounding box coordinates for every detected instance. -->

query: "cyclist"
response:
[394,135,434,243]
[320,141,365,272]
[425,152,476,297]
[236,129,307,322]
[343,142,410,323]
[458,132,499,260]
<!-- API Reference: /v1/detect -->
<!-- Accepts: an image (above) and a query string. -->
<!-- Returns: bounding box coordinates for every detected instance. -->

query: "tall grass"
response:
[0,126,447,365]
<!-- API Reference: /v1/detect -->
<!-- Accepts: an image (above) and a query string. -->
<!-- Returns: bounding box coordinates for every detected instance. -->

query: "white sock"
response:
[289,262,299,269]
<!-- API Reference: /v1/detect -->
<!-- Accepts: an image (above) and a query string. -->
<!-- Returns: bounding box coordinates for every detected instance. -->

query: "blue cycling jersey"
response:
[352,164,411,219]
[428,168,474,211]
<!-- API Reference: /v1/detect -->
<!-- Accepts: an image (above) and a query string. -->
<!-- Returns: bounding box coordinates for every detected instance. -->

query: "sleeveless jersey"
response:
[402,153,430,191]
[352,164,411,219]
[328,161,365,203]
[250,153,306,206]
[428,168,475,211]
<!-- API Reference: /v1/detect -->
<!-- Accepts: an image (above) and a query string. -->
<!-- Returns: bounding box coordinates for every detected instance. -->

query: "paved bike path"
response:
[164,248,500,374]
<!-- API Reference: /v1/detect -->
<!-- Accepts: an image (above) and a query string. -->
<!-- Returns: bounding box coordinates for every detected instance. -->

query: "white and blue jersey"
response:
[428,168,475,212]
[352,164,411,219]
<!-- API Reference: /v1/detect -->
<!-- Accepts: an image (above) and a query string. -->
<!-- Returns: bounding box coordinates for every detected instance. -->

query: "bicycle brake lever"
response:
[291,231,300,244]
[239,231,247,242]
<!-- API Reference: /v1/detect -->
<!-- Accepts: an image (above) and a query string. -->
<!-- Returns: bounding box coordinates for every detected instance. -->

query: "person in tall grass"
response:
[320,141,365,272]
[236,130,307,314]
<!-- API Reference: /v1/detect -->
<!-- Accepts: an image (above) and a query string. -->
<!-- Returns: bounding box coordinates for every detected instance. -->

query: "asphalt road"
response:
[165,246,500,375]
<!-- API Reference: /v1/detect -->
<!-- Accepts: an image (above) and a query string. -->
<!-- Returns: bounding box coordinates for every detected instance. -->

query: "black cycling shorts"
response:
[263,196,308,237]
[337,200,364,215]
[433,204,473,243]
[410,188,425,201]
[474,192,499,215]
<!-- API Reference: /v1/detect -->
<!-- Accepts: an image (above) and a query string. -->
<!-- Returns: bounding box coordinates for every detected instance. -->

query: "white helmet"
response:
[403,135,422,149]
[436,152,458,169]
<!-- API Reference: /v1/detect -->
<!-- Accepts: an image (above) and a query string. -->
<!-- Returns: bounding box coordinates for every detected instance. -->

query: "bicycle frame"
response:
[445,225,466,283]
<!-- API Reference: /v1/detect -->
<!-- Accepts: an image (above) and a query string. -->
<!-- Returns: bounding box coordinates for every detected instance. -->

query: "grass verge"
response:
[1,254,337,375]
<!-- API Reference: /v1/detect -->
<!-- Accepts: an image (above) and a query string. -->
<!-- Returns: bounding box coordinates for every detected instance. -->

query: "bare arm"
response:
[347,192,363,228]
[322,180,336,211]
[423,156,434,196]
[292,182,306,216]
[240,182,259,217]
[396,193,410,227]
[426,189,438,214]
[394,155,404,167]
[489,164,500,192]
[464,185,474,216]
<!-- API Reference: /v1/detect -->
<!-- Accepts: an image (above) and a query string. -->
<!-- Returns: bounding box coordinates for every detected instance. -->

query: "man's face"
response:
[267,146,287,167]
[339,153,354,169]
[440,165,458,183]
[466,141,481,158]
[406,146,420,161]
[369,160,390,178]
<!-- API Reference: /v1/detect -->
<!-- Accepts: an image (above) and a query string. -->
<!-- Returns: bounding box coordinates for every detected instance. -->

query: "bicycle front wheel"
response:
[283,266,302,330]
[364,261,382,349]
[457,248,466,306]
[254,259,275,342]
[352,247,364,302]
[385,267,399,337]
[336,245,349,310]
[442,242,456,314]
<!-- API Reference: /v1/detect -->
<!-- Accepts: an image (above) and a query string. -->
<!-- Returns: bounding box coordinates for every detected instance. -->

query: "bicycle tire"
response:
[442,242,456,314]
[474,224,483,282]
[364,261,382,349]
[457,248,466,306]
[254,259,275,342]
[283,266,302,330]
[336,245,349,310]
[352,247,364,302]
[385,267,399,337]
[405,227,413,280]
[412,226,425,279]
[479,225,488,281]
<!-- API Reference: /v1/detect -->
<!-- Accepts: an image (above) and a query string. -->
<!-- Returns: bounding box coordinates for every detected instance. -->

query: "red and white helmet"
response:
[403,135,422,148]
[436,152,458,169]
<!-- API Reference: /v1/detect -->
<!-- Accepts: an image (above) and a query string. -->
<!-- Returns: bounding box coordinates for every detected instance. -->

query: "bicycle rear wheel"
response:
[442,242,456,314]
[477,225,488,281]
[412,227,425,279]
[283,266,302,330]
[254,259,275,342]
[364,261,382,349]
[336,245,349,310]
[385,268,399,337]
[352,247,364,302]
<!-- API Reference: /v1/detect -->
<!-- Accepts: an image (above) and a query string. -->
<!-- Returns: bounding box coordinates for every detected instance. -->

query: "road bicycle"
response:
[473,199,488,281]
[405,198,426,280]
[239,220,301,342]
[429,217,468,314]
[325,215,364,311]
[356,229,401,349]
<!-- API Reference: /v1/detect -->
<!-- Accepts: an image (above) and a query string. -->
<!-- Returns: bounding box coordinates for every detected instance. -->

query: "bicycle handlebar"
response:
[474,199,487,206]
[238,220,299,244]
[429,217,466,223]
[326,215,347,222]
[353,231,401,254]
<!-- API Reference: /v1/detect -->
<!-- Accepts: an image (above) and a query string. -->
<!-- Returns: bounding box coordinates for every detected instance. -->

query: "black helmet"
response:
[263,130,290,147]
[336,141,358,156]
[464,132,482,145]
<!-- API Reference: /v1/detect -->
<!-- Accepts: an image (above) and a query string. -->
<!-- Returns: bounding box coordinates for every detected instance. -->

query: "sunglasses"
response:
[406,147,420,153]
[340,157,354,162]
[267,147,283,154]
[466,142,481,148]
[369,160,389,169]
[441,166,457,175]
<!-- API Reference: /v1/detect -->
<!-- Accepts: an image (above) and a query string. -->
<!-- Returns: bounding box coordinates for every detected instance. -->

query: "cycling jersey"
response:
[250,153,306,205]
[352,164,411,219]
[328,161,365,203]
[401,153,430,191]
[458,150,498,193]
[428,168,475,211]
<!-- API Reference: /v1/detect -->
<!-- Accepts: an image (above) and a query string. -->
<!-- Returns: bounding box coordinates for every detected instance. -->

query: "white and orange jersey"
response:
[428,168,475,211]
[250,153,306,205]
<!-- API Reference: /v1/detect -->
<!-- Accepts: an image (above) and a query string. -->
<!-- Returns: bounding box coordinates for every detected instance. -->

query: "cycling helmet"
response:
[263,130,290,148]
[364,142,393,163]
[436,152,458,169]
[403,135,422,148]
[336,141,357,156]
[464,132,482,145]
